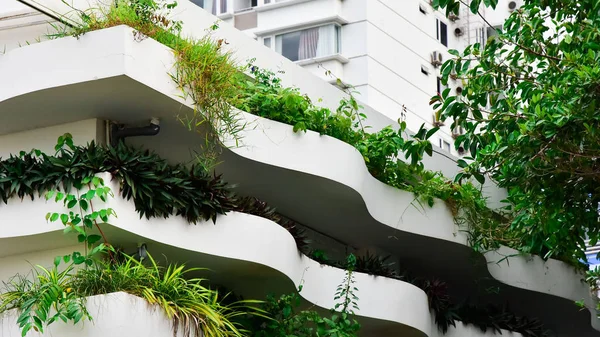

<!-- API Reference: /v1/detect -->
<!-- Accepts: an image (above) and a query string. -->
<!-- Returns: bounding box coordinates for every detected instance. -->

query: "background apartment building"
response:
[198,0,520,153]
[1,0,519,156]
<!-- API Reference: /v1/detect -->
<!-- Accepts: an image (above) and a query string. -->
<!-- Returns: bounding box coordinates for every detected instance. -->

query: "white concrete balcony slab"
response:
[0,25,596,336]
[0,172,431,336]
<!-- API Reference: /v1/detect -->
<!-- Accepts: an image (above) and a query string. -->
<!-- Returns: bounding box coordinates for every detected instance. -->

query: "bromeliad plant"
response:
[0,136,235,224]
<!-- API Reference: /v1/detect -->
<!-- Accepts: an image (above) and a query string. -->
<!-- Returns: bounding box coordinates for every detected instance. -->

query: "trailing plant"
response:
[45,174,112,266]
[249,254,361,337]
[55,0,244,167]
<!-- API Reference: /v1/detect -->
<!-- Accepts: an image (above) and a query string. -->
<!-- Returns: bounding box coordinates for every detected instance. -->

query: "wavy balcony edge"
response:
[0,172,433,337]
[0,25,596,335]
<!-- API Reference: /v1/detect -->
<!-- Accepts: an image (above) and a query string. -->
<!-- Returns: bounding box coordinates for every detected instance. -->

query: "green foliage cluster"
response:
[235,65,517,257]
[0,256,258,337]
[308,250,548,336]
[74,255,258,337]
[57,0,531,263]
[0,137,311,251]
[249,254,360,337]
[431,0,600,263]
[234,63,364,145]
[0,140,235,223]
[0,266,89,336]
[62,0,244,156]
[1,171,257,337]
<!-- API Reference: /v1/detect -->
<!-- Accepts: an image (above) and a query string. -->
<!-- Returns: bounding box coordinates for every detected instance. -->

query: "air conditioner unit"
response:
[431,51,443,67]
[448,14,460,22]
[454,27,464,37]
[508,1,517,11]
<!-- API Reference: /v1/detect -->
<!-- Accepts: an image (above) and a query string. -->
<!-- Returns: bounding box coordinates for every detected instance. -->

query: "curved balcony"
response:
[0,172,432,336]
[0,25,597,336]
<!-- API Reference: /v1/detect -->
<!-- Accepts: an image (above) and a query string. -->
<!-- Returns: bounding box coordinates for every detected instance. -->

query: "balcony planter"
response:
[0,25,598,336]
[0,292,188,337]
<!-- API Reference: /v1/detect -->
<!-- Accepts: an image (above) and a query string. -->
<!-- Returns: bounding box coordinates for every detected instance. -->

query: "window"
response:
[192,0,227,15]
[486,25,502,40]
[273,24,340,62]
[263,37,272,48]
[439,139,451,152]
[436,77,448,95]
[475,27,485,46]
[436,19,448,47]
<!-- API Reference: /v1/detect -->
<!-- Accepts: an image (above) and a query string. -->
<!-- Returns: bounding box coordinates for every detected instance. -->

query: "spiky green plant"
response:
[71,254,263,337]
[0,265,90,336]
[1,255,262,337]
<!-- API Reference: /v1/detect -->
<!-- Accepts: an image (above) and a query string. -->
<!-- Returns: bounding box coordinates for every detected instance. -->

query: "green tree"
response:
[430,0,600,263]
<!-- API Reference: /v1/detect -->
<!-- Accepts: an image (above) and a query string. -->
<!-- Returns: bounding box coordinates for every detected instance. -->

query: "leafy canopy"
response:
[431,0,600,262]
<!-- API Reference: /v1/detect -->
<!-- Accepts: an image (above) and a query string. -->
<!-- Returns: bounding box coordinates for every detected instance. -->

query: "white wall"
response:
[0,245,81,283]
[0,8,58,53]
[0,0,29,13]
[0,119,105,158]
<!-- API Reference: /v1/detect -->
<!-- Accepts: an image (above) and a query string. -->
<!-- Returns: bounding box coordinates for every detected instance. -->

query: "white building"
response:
[1,0,520,155]
[0,1,599,337]
[203,0,519,152]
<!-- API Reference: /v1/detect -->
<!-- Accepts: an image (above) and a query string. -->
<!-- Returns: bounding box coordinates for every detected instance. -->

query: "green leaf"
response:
[79,199,88,211]
[87,234,102,244]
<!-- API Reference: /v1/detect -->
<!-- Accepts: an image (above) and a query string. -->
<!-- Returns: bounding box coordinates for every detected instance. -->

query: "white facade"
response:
[0,0,522,155]
[207,0,522,153]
